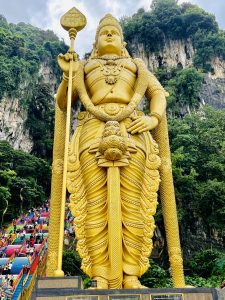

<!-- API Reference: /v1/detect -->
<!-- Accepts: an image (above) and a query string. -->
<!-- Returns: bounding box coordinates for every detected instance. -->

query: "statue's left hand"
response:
[127,115,158,134]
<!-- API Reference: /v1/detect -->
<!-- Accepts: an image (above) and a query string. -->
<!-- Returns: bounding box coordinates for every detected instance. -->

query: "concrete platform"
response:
[31,277,219,300]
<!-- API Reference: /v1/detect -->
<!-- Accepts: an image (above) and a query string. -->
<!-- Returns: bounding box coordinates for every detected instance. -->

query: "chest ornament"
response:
[99,60,123,85]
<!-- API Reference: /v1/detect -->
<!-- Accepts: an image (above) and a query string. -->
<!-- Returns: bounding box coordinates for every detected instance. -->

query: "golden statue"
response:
[47,9,185,290]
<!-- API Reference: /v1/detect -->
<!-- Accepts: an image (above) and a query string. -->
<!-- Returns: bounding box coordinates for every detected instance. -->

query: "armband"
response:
[149,112,162,123]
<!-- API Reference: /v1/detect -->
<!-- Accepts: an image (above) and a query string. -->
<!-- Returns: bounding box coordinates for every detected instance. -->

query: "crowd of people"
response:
[0,274,14,299]
[0,200,78,299]
[64,205,75,247]
[0,201,50,299]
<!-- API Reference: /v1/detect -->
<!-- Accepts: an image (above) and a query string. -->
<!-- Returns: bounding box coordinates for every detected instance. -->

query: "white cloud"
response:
[8,0,224,58]
[29,0,153,57]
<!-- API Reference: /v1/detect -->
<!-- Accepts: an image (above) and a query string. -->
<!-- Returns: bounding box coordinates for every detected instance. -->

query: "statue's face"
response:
[97,25,122,56]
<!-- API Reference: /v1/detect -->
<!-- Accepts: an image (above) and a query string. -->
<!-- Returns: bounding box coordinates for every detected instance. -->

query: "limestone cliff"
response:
[0,94,33,152]
[2,38,225,153]
[0,17,67,155]
[133,39,225,109]
[39,62,58,94]
[133,38,194,71]
[0,62,57,152]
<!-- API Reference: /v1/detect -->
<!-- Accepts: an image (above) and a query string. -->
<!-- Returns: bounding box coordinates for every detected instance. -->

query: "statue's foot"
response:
[123,276,148,289]
[91,276,108,289]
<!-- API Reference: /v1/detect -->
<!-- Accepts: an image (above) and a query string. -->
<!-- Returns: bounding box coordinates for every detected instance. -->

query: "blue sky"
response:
[0,0,224,56]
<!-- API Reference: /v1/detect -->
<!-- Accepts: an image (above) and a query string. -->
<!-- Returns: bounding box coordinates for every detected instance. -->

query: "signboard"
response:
[109,296,140,300]
[151,294,183,300]
[66,294,183,300]
[66,297,99,300]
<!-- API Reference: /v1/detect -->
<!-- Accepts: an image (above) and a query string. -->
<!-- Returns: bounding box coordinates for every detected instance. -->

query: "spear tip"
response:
[60,7,86,32]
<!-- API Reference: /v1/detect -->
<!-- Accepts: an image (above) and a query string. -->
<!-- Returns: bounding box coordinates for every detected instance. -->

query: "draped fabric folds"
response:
[67,114,161,284]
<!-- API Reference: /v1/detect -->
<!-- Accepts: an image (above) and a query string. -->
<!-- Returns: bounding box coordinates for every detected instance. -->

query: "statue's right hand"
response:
[57,52,79,76]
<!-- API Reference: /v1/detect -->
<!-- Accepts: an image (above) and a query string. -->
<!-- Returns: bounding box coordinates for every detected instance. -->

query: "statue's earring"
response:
[92,43,98,58]
[122,42,127,57]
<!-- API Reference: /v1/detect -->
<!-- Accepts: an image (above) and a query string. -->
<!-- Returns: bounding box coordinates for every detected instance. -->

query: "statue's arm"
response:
[145,71,168,122]
[56,77,78,111]
[127,67,167,134]
[56,53,84,110]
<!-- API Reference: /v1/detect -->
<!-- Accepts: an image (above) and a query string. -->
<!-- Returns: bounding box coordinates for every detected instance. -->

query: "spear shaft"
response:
[54,28,77,277]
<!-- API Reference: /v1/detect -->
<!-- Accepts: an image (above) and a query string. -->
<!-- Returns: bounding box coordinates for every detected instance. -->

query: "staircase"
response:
[11,274,33,300]
[11,274,26,300]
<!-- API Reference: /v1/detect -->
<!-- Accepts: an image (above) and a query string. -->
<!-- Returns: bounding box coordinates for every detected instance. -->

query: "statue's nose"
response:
[107,32,112,37]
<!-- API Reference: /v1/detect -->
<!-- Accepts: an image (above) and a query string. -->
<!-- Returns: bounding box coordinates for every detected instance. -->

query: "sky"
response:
[0,0,224,56]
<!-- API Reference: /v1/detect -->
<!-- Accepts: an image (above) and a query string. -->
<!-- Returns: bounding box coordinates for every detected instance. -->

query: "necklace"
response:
[92,55,129,61]
[98,59,124,85]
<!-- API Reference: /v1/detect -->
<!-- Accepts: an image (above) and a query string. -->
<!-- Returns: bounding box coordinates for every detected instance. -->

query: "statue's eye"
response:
[112,30,119,36]
[100,31,107,36]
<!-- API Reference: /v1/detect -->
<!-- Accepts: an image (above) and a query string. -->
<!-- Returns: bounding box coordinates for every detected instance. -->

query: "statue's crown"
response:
[95,14,123,41]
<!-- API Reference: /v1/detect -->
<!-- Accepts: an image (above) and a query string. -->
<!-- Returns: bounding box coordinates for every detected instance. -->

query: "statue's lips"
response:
[106,38,114,42]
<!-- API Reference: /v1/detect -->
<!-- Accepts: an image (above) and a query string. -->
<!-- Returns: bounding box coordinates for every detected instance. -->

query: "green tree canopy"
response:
[0,141,51,223]
[169,106,225,233]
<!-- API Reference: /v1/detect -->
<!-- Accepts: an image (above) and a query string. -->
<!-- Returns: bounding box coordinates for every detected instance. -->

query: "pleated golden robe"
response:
[67,109,161,281]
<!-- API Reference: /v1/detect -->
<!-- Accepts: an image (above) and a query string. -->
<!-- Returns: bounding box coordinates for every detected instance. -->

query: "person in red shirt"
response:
[30,237,35,247]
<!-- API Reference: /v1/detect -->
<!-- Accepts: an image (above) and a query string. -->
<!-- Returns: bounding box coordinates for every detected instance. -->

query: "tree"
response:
[165,67,203,115]
[0,141,51,224]
[0,186,11,227]
[183,5,218,37]
[26,83,54,160]
[169,107,225,235]
[151,0,178,10]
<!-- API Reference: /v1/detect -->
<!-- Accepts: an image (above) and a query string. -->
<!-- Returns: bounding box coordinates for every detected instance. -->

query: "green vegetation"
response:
[169,106,225,233]
[0,15,67,160]
[26,83,55,159]
[0,141,51,224]
[62,250,92,288]
[185,249,225,287]
[62,249,82,276]
[0,15,67,101]
[156,67,204,115]
[121,0,225,71]
[0,16,65,223]
[141,259,172,287]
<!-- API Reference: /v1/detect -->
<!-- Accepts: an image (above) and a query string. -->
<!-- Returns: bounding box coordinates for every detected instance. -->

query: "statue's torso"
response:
[84,58,137,105]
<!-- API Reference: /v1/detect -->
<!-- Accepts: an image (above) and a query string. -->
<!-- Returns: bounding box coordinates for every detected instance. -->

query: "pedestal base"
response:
[31,277,219,300]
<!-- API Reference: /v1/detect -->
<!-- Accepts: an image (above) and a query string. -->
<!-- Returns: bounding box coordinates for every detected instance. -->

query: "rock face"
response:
[209,57,225,79]
[181,218,224,259]
[0,62,58,152]
[0,95,33,152]
[39,62,58,93]
[200,76,225,109]
[133,38,194,71]
[133,38,225,109]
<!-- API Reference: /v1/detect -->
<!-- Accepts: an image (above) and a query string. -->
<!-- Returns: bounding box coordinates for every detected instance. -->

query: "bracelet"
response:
[62,73,75,81]
[149,112,162,123]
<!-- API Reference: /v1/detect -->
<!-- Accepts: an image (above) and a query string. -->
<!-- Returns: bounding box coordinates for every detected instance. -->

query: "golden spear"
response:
[53,7,86,277]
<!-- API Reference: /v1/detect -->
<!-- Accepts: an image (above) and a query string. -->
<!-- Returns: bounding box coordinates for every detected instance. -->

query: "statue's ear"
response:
[90,43,98,58]
[122,42,130,58]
